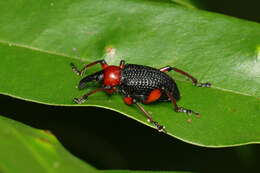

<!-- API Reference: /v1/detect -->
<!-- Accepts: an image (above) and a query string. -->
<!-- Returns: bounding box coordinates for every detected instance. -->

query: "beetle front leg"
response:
[166,92,200,116]
[71,59,108,76]
[74,88,104,104]
[159,66,211,87]
[119,60,125,69]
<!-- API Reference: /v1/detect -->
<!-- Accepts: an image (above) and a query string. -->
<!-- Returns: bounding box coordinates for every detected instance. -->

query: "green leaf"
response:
[0,0,260,147]
[170,0,200,9]
[0,115,96,173]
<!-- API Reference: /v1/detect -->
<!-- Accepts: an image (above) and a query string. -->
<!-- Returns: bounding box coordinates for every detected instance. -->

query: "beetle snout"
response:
[77,70,104,90]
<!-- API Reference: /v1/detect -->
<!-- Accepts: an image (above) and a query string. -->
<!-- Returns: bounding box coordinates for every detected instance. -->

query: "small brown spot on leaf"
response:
[38,137,51,144]
[187,118,192,123]
[196,114,202,118]
[230,108,237,112]
[105,46,116,58]
[42,130,54,136]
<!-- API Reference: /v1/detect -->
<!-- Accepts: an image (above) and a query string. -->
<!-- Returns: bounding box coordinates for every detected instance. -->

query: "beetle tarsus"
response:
[153,121,167,133]
[194,82,211,88]
[74,88,104,104]
[167,91,200,116]
[73,97,87,104]
[176,107,199,116]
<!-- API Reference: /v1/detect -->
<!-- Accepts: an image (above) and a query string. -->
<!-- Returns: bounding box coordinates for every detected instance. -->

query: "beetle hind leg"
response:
[159,66,211,87]
[166,91,200,117]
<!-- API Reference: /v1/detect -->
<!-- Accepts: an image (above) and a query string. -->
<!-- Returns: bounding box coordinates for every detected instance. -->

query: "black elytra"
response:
[119,64,180,102]
[71,60,211,133]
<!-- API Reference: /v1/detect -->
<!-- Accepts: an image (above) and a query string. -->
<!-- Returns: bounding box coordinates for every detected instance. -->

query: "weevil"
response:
[71,60,211,133]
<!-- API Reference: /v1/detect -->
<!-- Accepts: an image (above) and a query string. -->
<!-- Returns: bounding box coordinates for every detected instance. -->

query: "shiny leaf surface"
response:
[0,0,260,147]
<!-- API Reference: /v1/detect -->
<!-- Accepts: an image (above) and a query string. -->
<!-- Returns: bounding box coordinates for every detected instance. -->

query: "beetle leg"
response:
[135,102,167,133]
[159,66,211,87]
[119,60,125,69]
[166,92,200,116]
[71,59,108,76]
[74,88,104,104]
[121,93,166,133]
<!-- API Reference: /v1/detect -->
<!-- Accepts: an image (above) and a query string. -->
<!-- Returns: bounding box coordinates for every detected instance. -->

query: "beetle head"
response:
[103,66,121,87]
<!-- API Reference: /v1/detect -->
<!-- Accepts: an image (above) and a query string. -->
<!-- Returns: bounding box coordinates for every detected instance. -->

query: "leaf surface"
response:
[0,115,96,173]
[0,0,260,147]
[170,0,200,9]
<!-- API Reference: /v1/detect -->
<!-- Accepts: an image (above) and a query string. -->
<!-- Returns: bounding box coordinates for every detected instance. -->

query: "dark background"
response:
[1,94,260,173]
[195,0,260,22]
[1,0,259,172]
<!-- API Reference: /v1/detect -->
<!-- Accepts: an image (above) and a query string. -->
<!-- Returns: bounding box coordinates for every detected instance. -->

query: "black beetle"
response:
[71,60,211,133]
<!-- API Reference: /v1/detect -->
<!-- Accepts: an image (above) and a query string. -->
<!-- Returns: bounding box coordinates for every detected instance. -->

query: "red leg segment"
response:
[119,60,125,69]
[123,96,134,105]
[160,66,211,87]
[104,88,116,94]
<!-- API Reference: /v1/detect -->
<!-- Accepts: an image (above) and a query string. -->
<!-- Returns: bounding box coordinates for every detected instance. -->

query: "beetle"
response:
[70,60,211,133]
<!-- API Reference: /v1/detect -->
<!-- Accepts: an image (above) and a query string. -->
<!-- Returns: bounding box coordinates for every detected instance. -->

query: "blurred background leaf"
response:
[0,115,96,173]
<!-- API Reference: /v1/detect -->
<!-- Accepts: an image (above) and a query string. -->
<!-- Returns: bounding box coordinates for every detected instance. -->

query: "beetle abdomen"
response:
[120,64,180,101]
